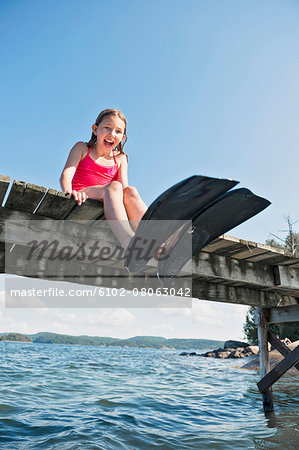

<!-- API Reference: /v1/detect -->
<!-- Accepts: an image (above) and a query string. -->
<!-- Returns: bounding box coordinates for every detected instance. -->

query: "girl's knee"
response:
[123,185,139,199]
[105,181,123,199]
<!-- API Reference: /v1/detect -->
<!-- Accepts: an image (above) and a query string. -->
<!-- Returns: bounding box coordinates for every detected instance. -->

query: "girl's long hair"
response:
[87,109,128,159]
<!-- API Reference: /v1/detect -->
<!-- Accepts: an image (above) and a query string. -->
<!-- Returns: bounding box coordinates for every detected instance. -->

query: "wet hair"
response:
[87,108,128,159]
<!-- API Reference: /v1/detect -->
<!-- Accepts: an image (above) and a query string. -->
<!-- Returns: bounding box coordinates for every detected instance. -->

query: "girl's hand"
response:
[71,190,88,206]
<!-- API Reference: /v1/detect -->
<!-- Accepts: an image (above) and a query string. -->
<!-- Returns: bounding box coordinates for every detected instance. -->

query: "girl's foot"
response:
[153,243,166,261]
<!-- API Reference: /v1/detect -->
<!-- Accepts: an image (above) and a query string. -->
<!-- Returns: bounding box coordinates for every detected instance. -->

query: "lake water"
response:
[0,343,298,449]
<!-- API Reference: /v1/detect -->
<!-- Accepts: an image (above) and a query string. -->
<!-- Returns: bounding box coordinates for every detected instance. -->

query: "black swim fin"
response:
[124,175,238,273]
[157,188,271,279]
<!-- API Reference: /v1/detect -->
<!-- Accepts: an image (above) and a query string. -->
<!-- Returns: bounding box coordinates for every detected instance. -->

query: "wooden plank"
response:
[255,308,274,412]
[4,180,47,213]
[204,243,246,256]
[35,189,76,219]
[285,262,299,269]
[65,198,105,220]
[245,253,291,264]
[2,239,299,305]
[0,175,10,206]
[257,345,299,393]
[0,207,115,251]
[4,180,26,209]
[192,279,298,307]
[193,252,299,293]
[268,331,299,371]
[3,206,299,295]
[204,235,291,264]
[268,304,299,323]
[227,248,270,260]
[277,258,299,267]
[273,265,299,290]
[0,241,4,273]
[22,183,47,213]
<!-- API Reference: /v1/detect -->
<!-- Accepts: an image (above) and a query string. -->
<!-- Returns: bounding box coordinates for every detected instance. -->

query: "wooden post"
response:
[255,308,274,412]
[257,345,299,392]
[268,331,299,371]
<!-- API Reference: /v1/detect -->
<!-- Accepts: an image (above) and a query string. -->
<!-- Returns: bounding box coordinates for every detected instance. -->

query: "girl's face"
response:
[92,115,126,150]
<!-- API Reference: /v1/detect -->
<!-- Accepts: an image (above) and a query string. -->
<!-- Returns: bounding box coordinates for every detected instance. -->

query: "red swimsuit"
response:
[72,147,119,191]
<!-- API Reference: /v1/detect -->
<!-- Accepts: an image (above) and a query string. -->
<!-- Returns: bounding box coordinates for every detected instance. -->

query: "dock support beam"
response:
[255,308,274,413]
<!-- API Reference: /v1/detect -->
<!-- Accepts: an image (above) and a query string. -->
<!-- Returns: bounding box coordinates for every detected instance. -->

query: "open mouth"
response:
[104,139,114,148]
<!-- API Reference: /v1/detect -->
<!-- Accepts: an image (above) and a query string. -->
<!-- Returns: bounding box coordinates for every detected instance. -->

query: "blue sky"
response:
[1,0,298,339]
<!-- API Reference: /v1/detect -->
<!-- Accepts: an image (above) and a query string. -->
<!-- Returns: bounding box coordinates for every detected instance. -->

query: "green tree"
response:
[243,307,258,344]
[243,306,299,344]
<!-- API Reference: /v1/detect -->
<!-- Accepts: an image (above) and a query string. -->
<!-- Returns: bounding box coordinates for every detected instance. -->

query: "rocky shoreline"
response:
[180,340,258,359]
[180,339,299,374]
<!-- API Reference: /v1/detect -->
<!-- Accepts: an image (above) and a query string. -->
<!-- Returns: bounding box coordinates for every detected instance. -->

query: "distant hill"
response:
[17,332,223,350]
[0,333,32,343]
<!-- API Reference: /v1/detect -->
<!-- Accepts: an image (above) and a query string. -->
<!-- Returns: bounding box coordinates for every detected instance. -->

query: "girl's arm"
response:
[60,142,88,205]
[117,154,129,188]
[60,142,85,193]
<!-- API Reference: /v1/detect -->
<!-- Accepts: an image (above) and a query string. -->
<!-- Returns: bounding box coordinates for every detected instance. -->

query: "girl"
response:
[60,108,147,252]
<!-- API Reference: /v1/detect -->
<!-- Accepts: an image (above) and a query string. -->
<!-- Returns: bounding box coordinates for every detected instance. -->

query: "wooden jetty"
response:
[0,175,298,413]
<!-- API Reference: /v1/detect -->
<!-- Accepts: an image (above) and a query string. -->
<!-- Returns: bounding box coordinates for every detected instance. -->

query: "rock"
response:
[246,345,259,355]
[224,340,248,349]
[216,347,224,352]
[228,350,242,358]
[179,352,198,356]
[241,340,299,374]
[244,351,253,357]
[202,352,215,357]
[217,351,231,359]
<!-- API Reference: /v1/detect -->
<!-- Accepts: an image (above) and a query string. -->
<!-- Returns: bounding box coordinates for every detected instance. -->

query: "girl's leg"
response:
[80,182,134,250]
[123,186,169,260]
[122,186,147,230]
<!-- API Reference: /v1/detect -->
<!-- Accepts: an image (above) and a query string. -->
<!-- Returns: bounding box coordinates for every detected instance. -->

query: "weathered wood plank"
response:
[1,208,299,301]
[255,308,274,412]
[65,198,105,220]
[268,304,299,323]
[1,240,299,305]
[35,189,76,219]
[226,248,271,260]
[0,210,115,258]
[193,251,299,293]
[257,345,299,393]
[0,241,4,273]
[273,265,299,290]
[4,180,25,209]
[4,180,47,213]
[246,253,292,265]
[276,257,299,267]
[0,175,11,206]
[204,238,296,269]
[192,279,298,307]
[268,331,299,371]
[204,243,246,256]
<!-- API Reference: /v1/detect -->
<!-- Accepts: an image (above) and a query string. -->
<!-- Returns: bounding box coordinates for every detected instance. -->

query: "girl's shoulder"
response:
[114,151,128,165]
[71,141,89,158]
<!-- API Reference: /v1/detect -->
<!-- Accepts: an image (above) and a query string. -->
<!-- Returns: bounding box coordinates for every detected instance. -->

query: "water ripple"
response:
[0,343,298,448]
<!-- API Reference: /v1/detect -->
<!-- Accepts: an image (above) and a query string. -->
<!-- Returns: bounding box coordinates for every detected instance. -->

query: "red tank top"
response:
[72,146,119,191]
